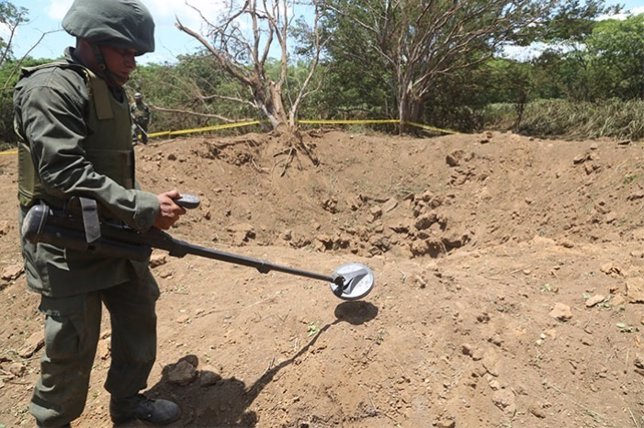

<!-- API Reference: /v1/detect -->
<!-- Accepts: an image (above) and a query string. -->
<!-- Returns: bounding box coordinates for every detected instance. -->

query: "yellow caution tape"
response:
[0,119,456,156]
[148,120,261,138]
[298,119,399,125]
[405,121,457,134]
[298,119,456,134]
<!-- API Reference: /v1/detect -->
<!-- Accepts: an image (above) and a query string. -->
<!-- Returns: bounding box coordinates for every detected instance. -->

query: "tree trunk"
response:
[398,84,424,134]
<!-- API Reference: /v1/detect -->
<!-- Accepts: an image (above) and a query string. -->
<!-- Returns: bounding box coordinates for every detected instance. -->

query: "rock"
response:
[585,294,605,308]
[600,263,621,276]
[634,354,644,370]
[627,190,644,201]
[321,198,338,213]
[414,213,438,230]
[489,379,501,390]
[462,343,474,357]
[281,230,292,241]
[382,198,398,214]
[199,369,222,387]
[0,220,10,235]
[8,362,26,377]
[446,150,466,167]
[549,303,572,321]
[435,417,455,428]
[1,263,24,281]
[165,359,197,386]
[149,253,167,268]
[482,348,500,376]
[573,154,590,164]
[625,278,644,303]
[389,222,410,234]
[492,389,516,415]
[369,206,383,222]
[18,332,44,358]
[528,405,547,418]
[414,275,427,289]
[228,223,256,245]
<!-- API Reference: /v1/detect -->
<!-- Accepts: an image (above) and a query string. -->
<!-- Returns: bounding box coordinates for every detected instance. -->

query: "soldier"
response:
[13,0,186,426]
[131,91,151,144]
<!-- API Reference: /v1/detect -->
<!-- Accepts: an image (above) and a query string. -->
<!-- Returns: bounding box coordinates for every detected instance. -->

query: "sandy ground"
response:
[0,129,643,428]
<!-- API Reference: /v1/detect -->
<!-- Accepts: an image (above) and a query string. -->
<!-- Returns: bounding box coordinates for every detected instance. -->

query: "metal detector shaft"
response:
[171,239,341,284]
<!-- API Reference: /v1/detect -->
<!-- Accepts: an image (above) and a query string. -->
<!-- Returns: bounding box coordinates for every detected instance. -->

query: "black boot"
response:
[110,394,181,425]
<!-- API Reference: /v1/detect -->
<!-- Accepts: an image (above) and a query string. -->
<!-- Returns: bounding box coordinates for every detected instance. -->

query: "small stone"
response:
[634,354,644,370]
[8,362,26,377]
[199,369,221,387]
[462,343,474,356]
[149,253,167,268]
[165,359,197,385]
[492,389,516,415]
[549,303,572,321]
[435,417,455,428]
[585,294,605,308]
[1,263,24,281]
[18,332,44,358]
[625,278,644,303]
[529,405,547,418]
[382,198,398,213]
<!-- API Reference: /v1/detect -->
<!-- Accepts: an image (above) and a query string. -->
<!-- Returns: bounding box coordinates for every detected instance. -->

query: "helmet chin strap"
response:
[90,44,119,88]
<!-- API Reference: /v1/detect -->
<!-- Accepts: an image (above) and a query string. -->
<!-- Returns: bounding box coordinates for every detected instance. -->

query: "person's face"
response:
[100,45,137,87]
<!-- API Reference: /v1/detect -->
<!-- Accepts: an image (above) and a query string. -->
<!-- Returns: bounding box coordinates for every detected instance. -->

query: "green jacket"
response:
[14,48,159,297]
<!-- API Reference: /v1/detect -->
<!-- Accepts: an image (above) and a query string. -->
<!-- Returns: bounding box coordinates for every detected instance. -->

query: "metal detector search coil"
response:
[330,263,374,301]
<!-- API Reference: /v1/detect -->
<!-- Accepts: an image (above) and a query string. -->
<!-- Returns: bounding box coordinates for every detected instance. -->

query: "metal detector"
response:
[22,195,376,301]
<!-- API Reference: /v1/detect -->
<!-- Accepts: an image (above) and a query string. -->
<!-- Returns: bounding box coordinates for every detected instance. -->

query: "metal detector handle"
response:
[175,194,201,209]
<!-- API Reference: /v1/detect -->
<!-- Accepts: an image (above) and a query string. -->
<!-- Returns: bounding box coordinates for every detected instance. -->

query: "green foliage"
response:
[530,14,644,102]
[585,14,644,100]
[540,0,621,43]
[483,98,644,141]
[127,54,258,134]
[0,57,52,143]
[0,1,640,142]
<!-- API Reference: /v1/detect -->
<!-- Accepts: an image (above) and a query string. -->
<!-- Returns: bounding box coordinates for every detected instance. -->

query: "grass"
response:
[482,99,644,141]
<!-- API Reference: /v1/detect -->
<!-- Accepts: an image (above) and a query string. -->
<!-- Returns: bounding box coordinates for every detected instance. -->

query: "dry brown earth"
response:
[0,130,643,427]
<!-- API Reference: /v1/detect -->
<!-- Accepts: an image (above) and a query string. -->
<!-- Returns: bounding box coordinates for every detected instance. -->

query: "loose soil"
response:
[0,130,643,428]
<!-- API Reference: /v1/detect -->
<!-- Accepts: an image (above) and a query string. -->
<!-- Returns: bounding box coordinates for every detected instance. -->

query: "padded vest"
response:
[17,62,134,207]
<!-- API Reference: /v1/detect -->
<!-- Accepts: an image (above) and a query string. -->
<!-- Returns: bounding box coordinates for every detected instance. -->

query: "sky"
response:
[5,0,644,65]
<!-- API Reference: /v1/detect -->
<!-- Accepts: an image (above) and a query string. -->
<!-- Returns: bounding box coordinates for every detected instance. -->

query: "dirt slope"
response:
[0,130,643,428]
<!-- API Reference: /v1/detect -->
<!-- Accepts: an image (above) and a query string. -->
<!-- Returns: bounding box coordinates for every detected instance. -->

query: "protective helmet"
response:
[134,92,143,100]
[62,0,155,55]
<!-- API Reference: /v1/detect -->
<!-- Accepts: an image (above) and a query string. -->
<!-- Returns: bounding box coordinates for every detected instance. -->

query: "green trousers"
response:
[30,272,160,427]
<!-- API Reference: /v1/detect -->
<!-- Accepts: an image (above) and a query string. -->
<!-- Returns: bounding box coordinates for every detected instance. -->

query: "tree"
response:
[585,14,644,100]
[0,1,28,67]
[322,0,616,130]
[175,0,327,134]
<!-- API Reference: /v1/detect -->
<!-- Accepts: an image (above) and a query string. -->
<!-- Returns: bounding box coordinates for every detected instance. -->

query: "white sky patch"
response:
[598,5,644,20]
[48,0,72,21]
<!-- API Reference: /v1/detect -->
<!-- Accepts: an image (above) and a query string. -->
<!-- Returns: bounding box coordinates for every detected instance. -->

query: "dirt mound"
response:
[0,130,643,427]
